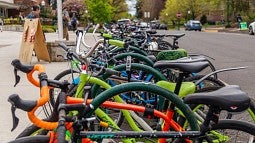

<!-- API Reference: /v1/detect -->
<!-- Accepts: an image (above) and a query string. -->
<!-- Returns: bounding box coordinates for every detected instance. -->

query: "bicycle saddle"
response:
[153,57,210,73]
[184,85,250,112]
[165,33,185,39]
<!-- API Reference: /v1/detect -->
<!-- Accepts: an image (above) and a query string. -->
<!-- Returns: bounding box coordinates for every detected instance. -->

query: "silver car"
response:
[184,20,202,31]
[248,21,255,35]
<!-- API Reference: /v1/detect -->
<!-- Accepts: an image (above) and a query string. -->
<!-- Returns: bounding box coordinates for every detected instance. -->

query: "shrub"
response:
[42,25,56,33]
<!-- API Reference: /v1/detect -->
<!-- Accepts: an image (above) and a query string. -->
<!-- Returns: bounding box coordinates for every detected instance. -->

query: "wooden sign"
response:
[19,18,50,63]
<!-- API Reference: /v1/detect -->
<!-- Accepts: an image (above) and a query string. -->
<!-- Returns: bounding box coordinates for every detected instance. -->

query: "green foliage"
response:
[40,7,54,19]
[85,0,113,24]
[160,0,221,24]
[109,0,129,21]
[42,25,57,33]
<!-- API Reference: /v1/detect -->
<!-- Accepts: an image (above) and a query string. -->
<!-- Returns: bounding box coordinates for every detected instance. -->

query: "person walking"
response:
[63,8,70,40]
[27,5,41,19]
[71,13,77,31]
[0,18,3,32]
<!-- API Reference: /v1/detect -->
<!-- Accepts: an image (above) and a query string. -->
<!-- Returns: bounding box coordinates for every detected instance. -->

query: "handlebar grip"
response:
[85,23,92,32]
[11,59,33,73]
[58,42,70,52]
[59,42,85,64]
[8,94,37,112]
[105,68,120,76]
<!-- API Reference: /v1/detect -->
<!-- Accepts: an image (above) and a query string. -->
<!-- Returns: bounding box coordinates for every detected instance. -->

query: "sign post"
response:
[144,12,150,27]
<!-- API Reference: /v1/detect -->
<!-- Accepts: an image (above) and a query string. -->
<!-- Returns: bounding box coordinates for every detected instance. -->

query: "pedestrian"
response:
[236,14,243,29]
[71,13,77,31]
[63,8,70,40]
[26,5,46,44]
[19,12,24,23]
[27,5,41,19]
[0,18,3,32]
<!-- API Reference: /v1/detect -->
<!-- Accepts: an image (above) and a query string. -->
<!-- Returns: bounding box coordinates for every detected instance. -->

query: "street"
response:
[159,30,255,96]
[0,30,255,142]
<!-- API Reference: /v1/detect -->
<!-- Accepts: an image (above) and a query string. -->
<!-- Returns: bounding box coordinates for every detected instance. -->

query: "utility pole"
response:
[57,0,63,40]
[226,0,230,27]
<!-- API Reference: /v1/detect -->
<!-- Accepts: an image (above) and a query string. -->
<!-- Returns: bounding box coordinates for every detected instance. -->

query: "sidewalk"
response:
[203,27,248,34]
[0,30,98,142]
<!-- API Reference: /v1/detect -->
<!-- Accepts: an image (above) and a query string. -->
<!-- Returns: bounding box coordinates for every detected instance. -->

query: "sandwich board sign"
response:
[19,18,50,63]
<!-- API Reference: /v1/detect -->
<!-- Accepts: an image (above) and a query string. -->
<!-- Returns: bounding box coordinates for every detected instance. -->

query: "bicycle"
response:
[8,59,206,143]
[8,74,255,142]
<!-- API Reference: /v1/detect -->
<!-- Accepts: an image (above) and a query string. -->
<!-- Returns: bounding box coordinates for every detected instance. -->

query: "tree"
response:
[160,0,221,24]
[108,0,129,21]
[85,0,113,24]
[136,0,143,19]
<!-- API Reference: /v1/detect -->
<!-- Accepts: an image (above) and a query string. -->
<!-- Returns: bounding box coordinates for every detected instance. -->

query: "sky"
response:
[126,0,137,15]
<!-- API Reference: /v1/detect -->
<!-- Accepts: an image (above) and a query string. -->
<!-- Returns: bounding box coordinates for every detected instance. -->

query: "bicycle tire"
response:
[89,82,200,132]
[91,63,167,98]
[50,69,126,133]
[110,45,148,56]
[91,63,168,127]
[9,135,50,143]
[16,125,42,139]
[174,119,255,143]
[203,119,255,142]
[49,69,80,106]
[157,40,173,50]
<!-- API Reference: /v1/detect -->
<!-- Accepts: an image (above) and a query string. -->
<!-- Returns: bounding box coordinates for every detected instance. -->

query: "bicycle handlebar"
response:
[59,42,86,65]
[11,59,45,87]
[9,59,58,130]
[89,64,120,77]
[11,59,34,73]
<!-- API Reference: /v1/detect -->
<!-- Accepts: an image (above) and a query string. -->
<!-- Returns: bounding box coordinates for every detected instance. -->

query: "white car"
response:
[248,21,255,35]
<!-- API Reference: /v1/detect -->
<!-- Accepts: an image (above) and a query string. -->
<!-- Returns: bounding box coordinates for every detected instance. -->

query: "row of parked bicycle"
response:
[8,24,255,143]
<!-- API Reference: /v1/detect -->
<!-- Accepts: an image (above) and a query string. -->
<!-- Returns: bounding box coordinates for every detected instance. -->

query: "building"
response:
[0,0,18,18]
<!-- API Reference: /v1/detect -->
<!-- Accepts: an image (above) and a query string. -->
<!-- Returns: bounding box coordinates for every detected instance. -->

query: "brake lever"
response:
[10,104,19,131]
[14,68,20,87]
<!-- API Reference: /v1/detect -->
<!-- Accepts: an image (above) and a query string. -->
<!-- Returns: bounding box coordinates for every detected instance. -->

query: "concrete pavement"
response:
[0,31,98,142]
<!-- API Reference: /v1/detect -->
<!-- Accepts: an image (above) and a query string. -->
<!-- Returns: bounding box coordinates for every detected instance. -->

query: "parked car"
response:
[159,23,168,30]
[184,20,202,31]
[150,20,160,29]
[117,19,132,26]
[137,22,150,30]
[248,21,255,35]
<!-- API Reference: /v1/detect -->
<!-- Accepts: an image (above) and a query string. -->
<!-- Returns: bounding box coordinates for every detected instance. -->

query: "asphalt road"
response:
[158,29,255,97]
[0,30,254,142]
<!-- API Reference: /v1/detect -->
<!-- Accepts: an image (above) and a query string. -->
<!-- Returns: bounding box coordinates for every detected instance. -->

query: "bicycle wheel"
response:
[16,125,45,139]
[201,119,255,142]
[89,82,199,131]
[49,69,80,106]
[157,40,173,50]
[8,135,50,143]
[91,63,168,127]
